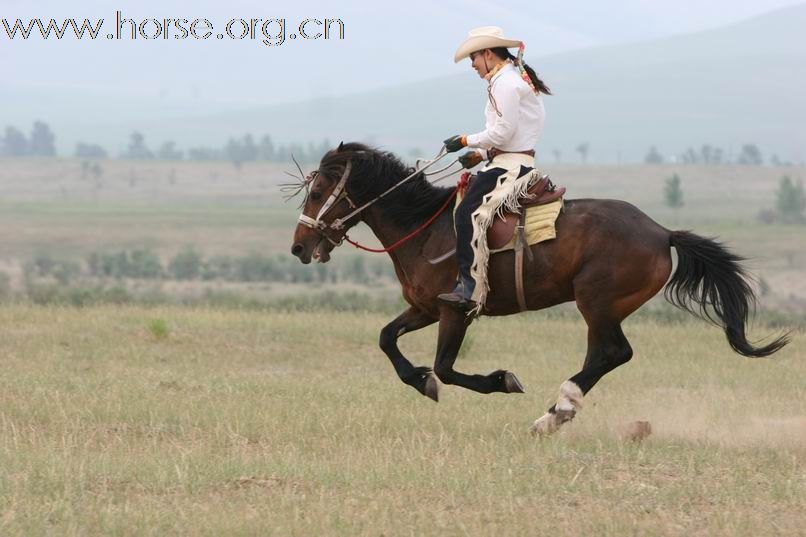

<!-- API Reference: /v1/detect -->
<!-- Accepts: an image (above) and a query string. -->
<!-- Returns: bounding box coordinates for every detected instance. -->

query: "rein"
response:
[329,147,453,230]
[344,172,471,253]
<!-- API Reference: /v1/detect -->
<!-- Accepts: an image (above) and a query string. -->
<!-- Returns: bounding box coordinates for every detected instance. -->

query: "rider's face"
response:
[470,50,489,78]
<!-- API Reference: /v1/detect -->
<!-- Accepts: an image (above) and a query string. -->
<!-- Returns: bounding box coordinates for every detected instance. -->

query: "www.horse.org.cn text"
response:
[1,11,345,47]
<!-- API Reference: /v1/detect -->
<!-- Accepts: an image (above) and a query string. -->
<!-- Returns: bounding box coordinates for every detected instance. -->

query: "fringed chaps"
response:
[468,153,537,315]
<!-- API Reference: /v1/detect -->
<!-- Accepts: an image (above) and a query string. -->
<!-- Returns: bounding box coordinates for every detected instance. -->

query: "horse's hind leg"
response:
[380,307,439,401]
[432,307,526,396]
[530,246,669,436]
[531,322,633,435]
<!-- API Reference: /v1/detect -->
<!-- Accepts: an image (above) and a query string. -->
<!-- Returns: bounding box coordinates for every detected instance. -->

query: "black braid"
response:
[489,47,552,96]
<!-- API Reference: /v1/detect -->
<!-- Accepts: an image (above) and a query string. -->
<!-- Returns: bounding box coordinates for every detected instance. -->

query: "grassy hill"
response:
[55,3,804,163]
[5,6,804,162]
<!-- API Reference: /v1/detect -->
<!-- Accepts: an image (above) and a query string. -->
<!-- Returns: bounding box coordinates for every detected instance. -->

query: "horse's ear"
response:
[337,141,344,152]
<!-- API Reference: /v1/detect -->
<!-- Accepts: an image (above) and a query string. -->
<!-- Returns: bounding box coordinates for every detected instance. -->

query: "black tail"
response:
[665,230,789,357]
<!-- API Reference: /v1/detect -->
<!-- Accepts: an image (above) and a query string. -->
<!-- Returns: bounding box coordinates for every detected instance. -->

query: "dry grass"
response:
[0,305,803,535]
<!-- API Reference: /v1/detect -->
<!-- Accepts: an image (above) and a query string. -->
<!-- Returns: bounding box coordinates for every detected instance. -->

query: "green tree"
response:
[75,143,108,158]
[30,120,56,156]
[0,271,10,300]
[124,131,153,159]
[129,249,163,278]
[576,142,589,164]
[348,256,368,283]
[241,134,258,162]
[3,126,28,156]
[157,141,183,160]
[737,144,763,165]
[664,174,684,224]
[169,248,203,280]
[257,135,275,161]
[644,146,663,164]
[775,176,805,223]
[664,174,684,209]
[225,138,244,169]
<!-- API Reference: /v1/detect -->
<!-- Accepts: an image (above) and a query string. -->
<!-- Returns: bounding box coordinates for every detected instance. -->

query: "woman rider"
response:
[439,26,551,313]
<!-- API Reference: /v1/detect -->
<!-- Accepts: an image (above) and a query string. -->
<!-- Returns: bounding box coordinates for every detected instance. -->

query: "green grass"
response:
[146,318,171,340]
[0,305,803,535]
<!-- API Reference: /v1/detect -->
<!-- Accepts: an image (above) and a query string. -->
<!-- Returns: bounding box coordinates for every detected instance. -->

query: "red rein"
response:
[344,173,470,254]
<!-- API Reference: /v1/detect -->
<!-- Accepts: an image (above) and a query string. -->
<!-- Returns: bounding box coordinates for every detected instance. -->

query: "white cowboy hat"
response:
[454,26,522,63]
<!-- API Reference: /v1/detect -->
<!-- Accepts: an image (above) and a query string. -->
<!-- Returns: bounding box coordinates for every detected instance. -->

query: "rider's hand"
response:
[443,135,467,153]
[458,150,483,169]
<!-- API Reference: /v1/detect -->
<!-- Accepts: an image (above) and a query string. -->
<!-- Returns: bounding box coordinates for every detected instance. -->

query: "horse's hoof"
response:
[503,371,525,394]
[554,407,576,424]
[424,374,439,402]
[408,367,439,402]
[530,412,559,437]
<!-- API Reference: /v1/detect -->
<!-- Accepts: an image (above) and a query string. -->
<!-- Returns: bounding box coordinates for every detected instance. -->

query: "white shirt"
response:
[465,62,545,154]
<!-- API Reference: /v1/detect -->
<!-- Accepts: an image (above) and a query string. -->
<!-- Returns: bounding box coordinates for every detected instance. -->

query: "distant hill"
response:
[6,4,805,163]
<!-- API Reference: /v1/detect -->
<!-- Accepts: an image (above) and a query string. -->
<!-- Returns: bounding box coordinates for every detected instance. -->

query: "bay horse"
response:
[289,143,788,435]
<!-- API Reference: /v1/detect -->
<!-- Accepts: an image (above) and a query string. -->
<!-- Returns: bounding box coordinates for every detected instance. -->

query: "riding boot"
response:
[437,275,477,310]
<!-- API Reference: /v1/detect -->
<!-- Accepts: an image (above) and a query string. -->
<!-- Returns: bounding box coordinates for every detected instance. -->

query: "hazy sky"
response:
[2,0,804,104]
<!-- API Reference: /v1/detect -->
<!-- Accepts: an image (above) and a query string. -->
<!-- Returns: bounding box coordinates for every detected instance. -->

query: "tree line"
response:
[3,121,799,167]
[22,248,397,286]
[644,144,792,166]
[1,121,331,164]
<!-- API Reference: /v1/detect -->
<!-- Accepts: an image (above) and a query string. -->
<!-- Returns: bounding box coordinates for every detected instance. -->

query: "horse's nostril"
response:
[291,243,305,257]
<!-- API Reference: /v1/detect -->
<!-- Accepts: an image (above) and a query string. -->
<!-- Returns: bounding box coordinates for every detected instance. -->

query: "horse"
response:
[289,142,789,435]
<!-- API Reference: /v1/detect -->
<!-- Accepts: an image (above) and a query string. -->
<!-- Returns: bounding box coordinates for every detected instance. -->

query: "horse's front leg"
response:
[379,307,439,401]
[432,306,526,395]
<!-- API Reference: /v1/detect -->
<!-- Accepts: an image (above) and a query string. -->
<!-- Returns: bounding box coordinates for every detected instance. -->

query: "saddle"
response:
[465,175,566,250]
[462,173,566,313]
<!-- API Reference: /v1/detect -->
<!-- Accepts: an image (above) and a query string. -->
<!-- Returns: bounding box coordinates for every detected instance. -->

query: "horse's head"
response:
[290,142,367,264]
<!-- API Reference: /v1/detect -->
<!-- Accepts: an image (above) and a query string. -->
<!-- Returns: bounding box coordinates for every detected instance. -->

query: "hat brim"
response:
[454,36,522,63]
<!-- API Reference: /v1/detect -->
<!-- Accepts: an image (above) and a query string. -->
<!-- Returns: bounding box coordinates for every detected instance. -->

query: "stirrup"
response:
[437,292,477,311]
[437,278,476,310]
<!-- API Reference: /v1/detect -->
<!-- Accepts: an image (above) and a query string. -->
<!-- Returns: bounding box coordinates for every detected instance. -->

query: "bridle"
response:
[296,147,457,247]
[296,160,357,246]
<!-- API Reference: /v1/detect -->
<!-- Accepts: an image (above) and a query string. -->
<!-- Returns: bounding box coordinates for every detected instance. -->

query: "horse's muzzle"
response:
[291,242,311,264]
[291,238,333,264]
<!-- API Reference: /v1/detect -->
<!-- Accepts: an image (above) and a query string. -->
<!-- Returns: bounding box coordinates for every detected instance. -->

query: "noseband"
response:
[296,161,356,245]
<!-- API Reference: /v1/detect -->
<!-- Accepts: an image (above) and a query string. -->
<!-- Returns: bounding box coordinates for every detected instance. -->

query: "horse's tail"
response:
[665,230,789,358]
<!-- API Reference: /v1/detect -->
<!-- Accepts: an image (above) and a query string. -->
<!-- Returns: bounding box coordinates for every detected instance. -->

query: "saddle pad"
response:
[490,198,563,254]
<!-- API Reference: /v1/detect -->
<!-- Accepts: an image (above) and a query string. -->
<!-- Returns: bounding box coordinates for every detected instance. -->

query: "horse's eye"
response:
[311,191,322,201]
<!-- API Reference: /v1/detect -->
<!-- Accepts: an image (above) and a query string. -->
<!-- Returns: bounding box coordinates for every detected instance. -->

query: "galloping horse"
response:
[290,142,788,435]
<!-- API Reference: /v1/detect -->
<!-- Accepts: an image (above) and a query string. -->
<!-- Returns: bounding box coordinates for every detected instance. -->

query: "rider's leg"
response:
[438,167,507,307]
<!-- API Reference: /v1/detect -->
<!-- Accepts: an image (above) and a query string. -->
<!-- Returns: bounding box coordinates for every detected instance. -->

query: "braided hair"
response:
[489,46,552,95]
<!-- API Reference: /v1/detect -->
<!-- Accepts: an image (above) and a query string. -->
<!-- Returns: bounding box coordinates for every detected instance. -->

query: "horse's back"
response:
[557,198,670,249]
[485,198,673,315]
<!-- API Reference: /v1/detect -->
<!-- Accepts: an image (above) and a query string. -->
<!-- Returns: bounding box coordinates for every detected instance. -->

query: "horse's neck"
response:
[362,206,455,278]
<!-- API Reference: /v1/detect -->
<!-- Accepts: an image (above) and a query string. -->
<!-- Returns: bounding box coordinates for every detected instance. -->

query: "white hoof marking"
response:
[530,381,584,437]
[556,380,583,414]
[530,412,559,437]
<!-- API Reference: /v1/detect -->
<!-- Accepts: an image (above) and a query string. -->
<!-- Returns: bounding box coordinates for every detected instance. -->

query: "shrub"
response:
[169,248,202,280]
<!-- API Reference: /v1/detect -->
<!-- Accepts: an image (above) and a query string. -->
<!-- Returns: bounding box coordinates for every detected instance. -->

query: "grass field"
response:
[0,305,803,535]
[1,158,804,311]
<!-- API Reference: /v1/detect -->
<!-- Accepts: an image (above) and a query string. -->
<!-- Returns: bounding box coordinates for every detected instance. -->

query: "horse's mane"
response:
[317,143,454,229]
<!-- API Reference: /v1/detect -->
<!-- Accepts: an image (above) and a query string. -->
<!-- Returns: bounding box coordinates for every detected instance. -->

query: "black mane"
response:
[317,143,454,229]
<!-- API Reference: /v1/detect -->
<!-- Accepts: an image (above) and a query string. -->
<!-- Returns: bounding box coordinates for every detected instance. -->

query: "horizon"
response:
[2,1,805,163]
